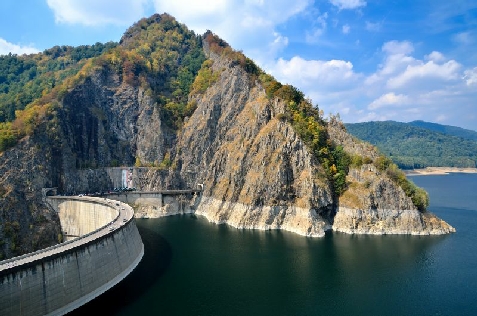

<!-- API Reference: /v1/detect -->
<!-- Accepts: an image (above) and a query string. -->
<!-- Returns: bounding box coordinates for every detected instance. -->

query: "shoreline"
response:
[405,167,477,176]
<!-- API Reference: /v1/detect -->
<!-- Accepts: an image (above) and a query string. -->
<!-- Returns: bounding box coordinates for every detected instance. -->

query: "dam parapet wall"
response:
[0,197,144,316]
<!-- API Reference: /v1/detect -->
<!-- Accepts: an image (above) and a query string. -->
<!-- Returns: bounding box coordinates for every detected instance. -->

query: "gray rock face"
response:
[56,69,176,194]
[168,53,335,236]
[0,132,61,259]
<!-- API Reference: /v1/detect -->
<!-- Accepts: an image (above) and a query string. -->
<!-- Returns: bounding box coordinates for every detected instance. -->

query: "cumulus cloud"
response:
[316,39,477,128]
[264,55,364,118]
[0,38,39,55]
[365,42,461,90]
[46,0,148,26]
[329,0,366,10]
[368,93,409,110]
[463,67,477,86]
[382,40,414,55]
[271,56,360,89]
[386,60,461,89]
[425,51,445,62]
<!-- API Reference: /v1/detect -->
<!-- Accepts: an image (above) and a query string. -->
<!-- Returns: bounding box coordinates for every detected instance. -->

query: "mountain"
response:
[345,121,477,169]
[0,14,454,260]
[408,120,477,142]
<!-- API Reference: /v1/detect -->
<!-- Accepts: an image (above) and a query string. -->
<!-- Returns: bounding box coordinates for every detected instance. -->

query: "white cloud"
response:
[44,0,312,62]
[463,67,477,86]
[342,24,350,34]
[386,60,461,89]
[153,0,311,34]
[271,56,360,89]
[0,38,39,55]
[300,39,477,129]
[269,32,289,53]
[329,0,366,10]
[265,56,364,117]
[368,93,409,110]
[152,0,312,61]
[425,51,445,62]
[152,0,228,32]
[46,0,148,26]
[382,40,414,55]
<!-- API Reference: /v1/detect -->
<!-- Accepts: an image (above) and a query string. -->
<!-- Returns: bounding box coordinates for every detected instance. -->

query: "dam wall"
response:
[0,197,144,316]
[107,192,164,208]
[104,190,202,218]
[49,197,119,240]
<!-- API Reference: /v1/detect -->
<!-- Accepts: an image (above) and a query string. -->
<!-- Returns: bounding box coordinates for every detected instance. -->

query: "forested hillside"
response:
[0,42,117,122]
[408,120,477,142]
[345,121,477,169]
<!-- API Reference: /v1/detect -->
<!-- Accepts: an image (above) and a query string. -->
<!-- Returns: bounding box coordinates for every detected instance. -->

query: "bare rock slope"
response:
[169,50,455,236]
[171,52,333,236]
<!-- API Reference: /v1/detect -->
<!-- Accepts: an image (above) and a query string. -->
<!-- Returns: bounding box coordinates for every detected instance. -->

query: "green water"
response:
[72,173,477,315]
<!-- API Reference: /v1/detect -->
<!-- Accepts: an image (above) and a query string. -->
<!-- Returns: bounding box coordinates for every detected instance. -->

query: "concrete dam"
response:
[0,196,144,316]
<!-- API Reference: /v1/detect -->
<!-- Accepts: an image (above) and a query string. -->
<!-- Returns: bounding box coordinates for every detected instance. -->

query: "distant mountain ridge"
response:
[345,120,477,169]
[408,120,477,142]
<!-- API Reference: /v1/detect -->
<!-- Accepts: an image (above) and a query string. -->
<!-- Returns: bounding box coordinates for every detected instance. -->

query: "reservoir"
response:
[71,173,477,315]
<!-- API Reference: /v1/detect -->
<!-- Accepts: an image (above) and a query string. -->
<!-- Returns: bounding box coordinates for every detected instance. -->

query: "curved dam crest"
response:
[0,196,144,316]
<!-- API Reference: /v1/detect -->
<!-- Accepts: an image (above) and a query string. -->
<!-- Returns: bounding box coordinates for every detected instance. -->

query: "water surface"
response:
[72,173,477,315]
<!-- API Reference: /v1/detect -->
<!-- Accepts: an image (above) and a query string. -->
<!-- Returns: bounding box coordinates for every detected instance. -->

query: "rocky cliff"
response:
[168,48,334,237]
[165,47,455,236]
[328,120,455,235]
[0,125,62,259]
[0,14,454,259]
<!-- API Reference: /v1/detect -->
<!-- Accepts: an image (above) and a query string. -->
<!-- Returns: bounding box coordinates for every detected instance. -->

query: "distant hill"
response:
[345,121,477,169]
[408,120,477,142]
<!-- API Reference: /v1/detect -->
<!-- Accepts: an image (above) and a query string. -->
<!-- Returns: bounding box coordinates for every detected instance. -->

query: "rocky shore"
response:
[195,197,331,237]
[405,167,477,176]
[332,207,456,235]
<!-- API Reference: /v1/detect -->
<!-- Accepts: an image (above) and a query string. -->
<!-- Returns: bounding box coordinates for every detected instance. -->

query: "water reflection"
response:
[113,216,449,315]
[69,224,172,315]
[70,174,477,315]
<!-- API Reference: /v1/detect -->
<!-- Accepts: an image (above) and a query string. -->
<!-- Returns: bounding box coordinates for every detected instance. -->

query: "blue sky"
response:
[1,0,476,130]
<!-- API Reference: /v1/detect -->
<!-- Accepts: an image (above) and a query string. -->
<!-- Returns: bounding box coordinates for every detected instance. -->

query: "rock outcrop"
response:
[329,121,455,235]
[170,51,334,237]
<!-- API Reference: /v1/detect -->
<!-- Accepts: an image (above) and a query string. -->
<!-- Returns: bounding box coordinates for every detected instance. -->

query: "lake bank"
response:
[405,167,477,176]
